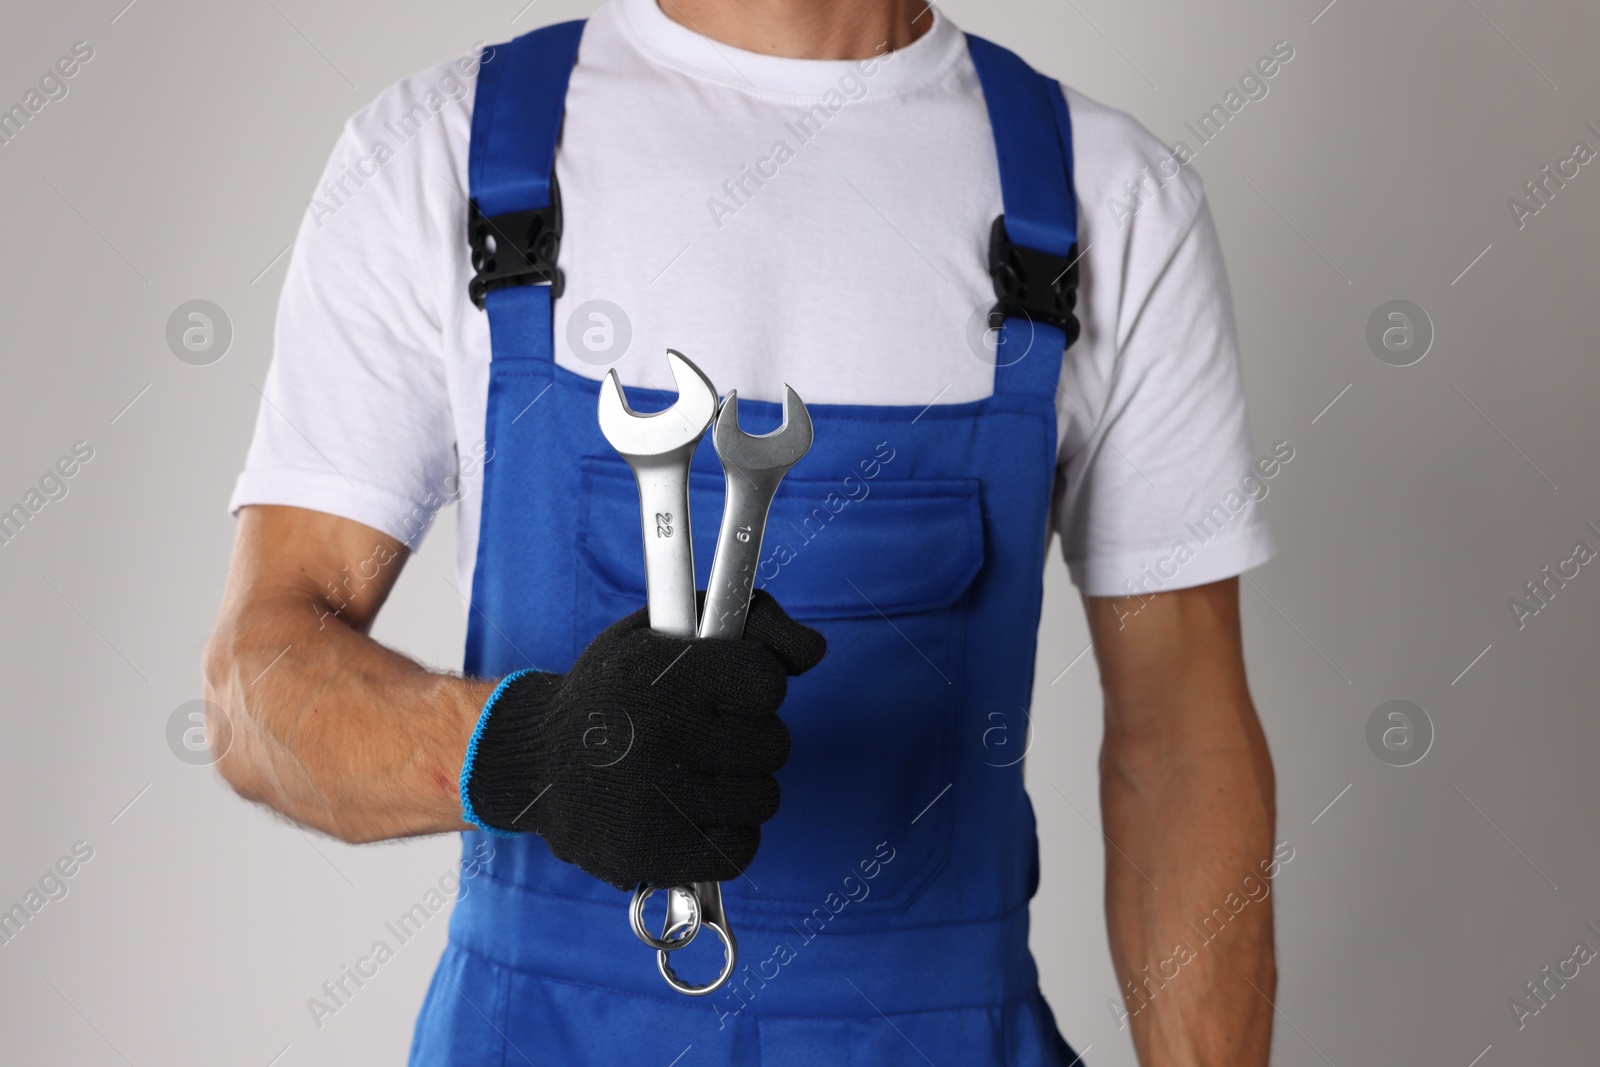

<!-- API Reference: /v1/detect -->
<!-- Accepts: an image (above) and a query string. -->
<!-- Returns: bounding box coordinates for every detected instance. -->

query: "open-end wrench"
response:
[597,350,717,640]
[650,386,814,997]
[597,351,720,965]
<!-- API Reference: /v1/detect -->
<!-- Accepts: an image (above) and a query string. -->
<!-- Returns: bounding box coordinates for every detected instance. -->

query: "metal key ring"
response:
[629,884,701,952]
[657,884,738,996]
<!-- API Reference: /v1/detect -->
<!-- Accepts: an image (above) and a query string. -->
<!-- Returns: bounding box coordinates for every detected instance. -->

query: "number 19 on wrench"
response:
[596,350,813,996]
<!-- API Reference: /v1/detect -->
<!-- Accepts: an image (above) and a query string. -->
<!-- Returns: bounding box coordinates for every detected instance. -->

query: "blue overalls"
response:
[412,19,1086,1066]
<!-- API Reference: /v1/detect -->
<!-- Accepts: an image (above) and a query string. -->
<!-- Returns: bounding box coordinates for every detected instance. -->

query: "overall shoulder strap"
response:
[467,20,586,357]
[965,34,1080,399]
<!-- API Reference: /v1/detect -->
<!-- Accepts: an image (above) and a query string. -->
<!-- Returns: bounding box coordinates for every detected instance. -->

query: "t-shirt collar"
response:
[616,0,965,99]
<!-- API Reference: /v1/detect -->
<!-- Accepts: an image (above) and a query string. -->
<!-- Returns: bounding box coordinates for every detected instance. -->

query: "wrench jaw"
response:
[711,387,815,472]
[699,386,815,641]
[596,350,719,461]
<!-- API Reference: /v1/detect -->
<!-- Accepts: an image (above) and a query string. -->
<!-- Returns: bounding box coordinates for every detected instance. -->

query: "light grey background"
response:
[2,0,1597,1064]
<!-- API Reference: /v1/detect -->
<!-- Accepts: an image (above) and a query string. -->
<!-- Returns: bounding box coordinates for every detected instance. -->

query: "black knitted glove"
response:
[460,590,826,890]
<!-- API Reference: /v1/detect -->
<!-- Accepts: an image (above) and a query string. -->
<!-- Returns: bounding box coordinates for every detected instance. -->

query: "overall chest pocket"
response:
[576,456,985,917]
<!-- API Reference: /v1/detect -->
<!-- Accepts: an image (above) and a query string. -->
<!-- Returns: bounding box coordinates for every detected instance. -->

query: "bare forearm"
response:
[1102,731,1276,1065]
[205,593,490,841]
[1084,580,1277,1066]
[203,507,495,843]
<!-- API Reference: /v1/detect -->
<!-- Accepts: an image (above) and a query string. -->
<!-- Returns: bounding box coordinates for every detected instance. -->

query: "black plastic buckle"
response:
[468,179,563,310]
[988,215,1081,347]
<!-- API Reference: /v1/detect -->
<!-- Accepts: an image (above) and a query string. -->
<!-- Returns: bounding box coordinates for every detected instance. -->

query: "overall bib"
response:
[412,20,1085,1066]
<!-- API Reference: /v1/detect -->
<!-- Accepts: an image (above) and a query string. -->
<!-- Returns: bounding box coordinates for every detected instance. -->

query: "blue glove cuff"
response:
[459,668,538,836]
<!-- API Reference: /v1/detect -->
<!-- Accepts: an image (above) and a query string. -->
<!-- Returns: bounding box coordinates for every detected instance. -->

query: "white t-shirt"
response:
[230,0,1274,599]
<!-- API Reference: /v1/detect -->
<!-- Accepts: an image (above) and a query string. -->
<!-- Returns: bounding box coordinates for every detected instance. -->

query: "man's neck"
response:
[654,0,933,60]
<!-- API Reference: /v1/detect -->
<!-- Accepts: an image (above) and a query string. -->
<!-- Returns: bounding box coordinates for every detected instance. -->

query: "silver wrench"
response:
[598,351,719,962]
[598,350,734,992]
[650,386,813,997]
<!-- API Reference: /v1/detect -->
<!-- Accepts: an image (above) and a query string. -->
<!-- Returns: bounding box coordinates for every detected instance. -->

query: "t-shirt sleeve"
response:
[1053,163,1277,598]
[228,103,457,549]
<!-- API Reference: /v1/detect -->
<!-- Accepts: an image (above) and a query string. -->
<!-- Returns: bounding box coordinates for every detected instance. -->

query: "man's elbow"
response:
[200,622,297,819]
[200,624,250,793]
